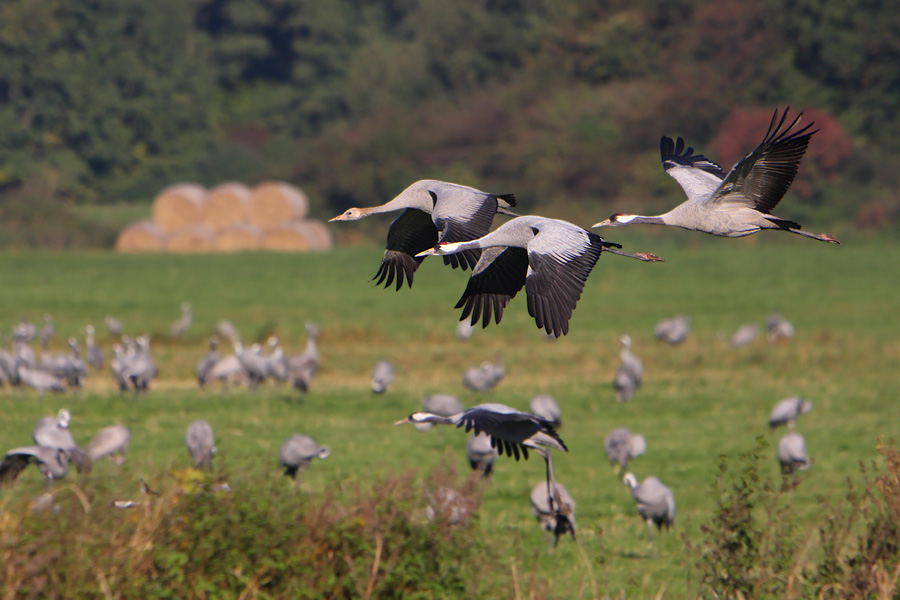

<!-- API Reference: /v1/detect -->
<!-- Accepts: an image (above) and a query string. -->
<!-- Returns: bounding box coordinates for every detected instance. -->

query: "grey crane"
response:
[530,480,576,546]
[32,409,88,471]
[84,325,104,369]
[614,335,643,402]
[16,360,66,394]
[186,420,216,469]
[61,336,87,387]
[206,354,247,389]
[417,216,662,338]
[110,344,130,391]
[85,425,131,467]
[288,322,319,393]
[0,347,19,385]
[370,359,395,393]
[14,337,37,369]
[196,335,220,387]
[1,446,70,487]
[604,428,646,472]
[39,314,55,348]
[466,431,498,477]
[769,396,813,429]
[125,335,157,391]
[463,356,504,393]
[265,336,289,383]
[730,323,759,348]
[654,315,690,345]
[235,341,267,391]
[329,179,518,290]
[278,434,330,479]
[766,311,795,342]
[396,402,570,527]
[417,394,464,432]
[170,301,192,337]
[104,314,122,337]
[456,319,475,341]
[216,319,239,342]
[623,472,675,539]
[529,395,561,428]
[425,487,473,526]
[593,108,841,244]
[777,432,810,475]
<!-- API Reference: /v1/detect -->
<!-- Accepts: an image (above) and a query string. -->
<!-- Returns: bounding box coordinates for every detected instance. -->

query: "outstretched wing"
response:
[525,226,604,338]
[373,209,438,290]
[454,247,528,329]
[708,108,816,213]
[660,136,726,203]
[431,182,517,271]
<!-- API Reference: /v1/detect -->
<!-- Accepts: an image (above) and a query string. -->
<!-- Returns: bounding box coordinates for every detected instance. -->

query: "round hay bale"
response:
[152,183,207,232]
[116,220,166,253]
[202,182,253,231]
[213,223,264,252]
[261,223,313,252]
[248,181,309,228]
[166,225,215,253]
[290,218,334,251]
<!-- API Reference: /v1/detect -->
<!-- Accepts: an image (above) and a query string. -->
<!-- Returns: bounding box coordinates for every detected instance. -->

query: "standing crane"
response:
[465,431,498,477]
[278,434,330,480]
[777,432,810,475]
[370,359,395,393]
[529,480,576,546]
[769,396,813,429]
[196,335,220,387]
[416,216,662,338]
[592,108,841,244]
[623,472,676,543]
[85,425,131,468]
[329,180,518,290]
[186,420,216,469]
[604,428,646,473]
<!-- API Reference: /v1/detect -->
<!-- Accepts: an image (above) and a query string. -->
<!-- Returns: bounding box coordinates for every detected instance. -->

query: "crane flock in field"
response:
[1,107,831,548]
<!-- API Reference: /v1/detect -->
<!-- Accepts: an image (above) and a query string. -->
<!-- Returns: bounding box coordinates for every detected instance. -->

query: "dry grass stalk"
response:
[202,181,253,232]
[152,183,207,232]
[115,220,167,253]
[166,225,215,253]
[213,223,263,252]
[248,181,309,228]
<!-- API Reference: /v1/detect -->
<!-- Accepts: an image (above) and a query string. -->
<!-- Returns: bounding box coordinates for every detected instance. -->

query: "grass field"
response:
[1,230,898,598]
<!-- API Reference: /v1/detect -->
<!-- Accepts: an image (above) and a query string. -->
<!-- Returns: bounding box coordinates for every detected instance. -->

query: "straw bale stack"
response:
[248,182,309,228]
[202,182,253,231]
[261,222,314,252]
[292,219,333,251]
[115,220,167,253]
[166,225,215,253]
[152,183,207,233]
[213,223,264,252]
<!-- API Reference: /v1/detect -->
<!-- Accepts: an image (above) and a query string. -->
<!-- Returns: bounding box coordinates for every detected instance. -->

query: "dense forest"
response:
[1,0,898,247]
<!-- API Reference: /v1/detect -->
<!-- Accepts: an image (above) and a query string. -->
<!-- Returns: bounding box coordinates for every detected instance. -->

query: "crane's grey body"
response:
[766,312,795,342]
[39,314,55,348]
[604,428,646,471]
[33,409,77,450]
[289,322,319,392]
[425,487,472,526]
[278,434,330,479]
[264,337,289,383]
[654,315,690,345]
[730,323,759,348]
[593,108,841,244]
[465,431,498,477]
[330,179,518,290]
[235,341,267,391]
[170,302,192,337]
[463,358,504,393]
[530,481,576,545]
[529,395,561,428]
[186,420,216,469]
[17,362,66,394]
[85,325,104,369]
[196,335,220,387]
[624,472,675,534]
[614,335,643,402]
[110,344,129,391]
[777,432,810,474]
[206,354,247,388]
[419,215,662,338]
[1,446,70,485]
[124,336,157,391]
[86,425,131,466]
[769,396,812,428]
[370,359,395,393]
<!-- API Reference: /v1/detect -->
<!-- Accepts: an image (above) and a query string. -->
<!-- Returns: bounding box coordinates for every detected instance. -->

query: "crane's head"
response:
[415,241,462,258]
[592,213,636,228]
[618,334,632,348]
[57,408,71,429]
[329,208,367,222]
[317,446,331,460]
[623,472,639,489]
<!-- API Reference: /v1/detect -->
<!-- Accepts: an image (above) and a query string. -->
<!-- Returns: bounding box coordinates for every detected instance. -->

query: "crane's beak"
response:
[327,214,345,222]
[591,219,612,228]
[394,417,413,425]
[414,247,439,258]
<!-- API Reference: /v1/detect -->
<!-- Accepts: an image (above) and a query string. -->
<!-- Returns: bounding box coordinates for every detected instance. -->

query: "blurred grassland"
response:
[0,232,897,598]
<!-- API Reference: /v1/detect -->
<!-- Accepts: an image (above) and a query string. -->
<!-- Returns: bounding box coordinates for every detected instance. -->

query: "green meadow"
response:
[0,231,897,598]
